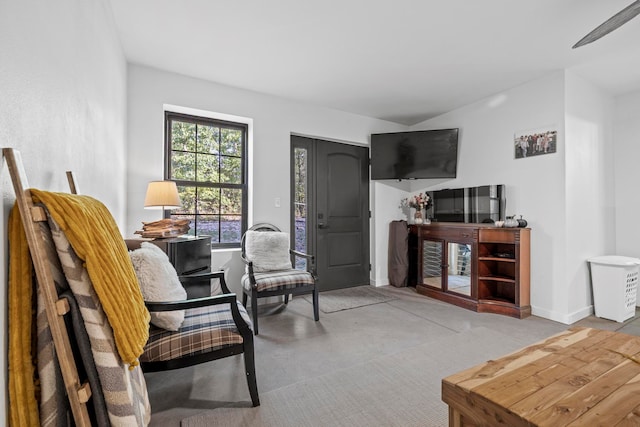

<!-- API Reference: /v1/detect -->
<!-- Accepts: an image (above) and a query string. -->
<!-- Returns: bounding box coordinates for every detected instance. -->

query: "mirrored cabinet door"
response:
[447,242,472,296]
[422,240,443,289]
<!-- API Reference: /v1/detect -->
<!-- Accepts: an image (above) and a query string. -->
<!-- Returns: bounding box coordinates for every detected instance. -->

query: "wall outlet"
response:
[275,197,281,208]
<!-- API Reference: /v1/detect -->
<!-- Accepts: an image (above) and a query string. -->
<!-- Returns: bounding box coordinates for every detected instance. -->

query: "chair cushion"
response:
[141,302,251,363]
[245,230,292,272]
[129,242,187,331]
[242,269,315,292]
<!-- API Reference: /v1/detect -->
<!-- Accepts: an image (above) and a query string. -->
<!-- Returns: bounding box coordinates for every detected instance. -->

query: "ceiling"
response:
[109,0,640,125]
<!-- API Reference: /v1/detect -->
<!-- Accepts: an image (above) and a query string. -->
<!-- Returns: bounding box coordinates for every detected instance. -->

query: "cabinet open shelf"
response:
[478,275,516,283]
[479,295,513,304]
[478,256,516,263]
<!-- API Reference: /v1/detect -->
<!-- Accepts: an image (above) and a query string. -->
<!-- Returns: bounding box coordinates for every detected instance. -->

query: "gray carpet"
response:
[144,286,635,427]
[180,327,531,427]
[303,285,397,313]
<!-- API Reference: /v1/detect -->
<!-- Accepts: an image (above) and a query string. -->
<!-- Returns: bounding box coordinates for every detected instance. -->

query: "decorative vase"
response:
[517,215,528,228]
[414,209,424,225]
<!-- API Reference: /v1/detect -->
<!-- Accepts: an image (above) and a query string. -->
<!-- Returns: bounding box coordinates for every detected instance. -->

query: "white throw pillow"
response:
[245,230,292,272]
[129,242,187,331]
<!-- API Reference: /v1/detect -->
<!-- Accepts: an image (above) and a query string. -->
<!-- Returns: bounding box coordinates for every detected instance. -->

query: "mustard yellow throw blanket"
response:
[9,191,150,426]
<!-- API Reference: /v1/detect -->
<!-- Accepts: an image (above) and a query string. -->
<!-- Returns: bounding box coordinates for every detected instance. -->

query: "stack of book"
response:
[135,218,190,238]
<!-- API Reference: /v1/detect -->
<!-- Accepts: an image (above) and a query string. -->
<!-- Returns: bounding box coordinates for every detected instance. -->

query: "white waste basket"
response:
[588,256,640,322]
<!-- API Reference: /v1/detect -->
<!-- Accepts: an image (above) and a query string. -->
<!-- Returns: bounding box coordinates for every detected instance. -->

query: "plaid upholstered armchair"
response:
[128,241,260,407]
[241,223,319,335]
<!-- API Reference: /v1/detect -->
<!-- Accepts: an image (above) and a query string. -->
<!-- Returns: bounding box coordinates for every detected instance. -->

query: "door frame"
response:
[290,134,370,288]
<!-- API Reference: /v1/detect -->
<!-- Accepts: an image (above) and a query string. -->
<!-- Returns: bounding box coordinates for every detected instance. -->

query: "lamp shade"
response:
[144,181,181,209]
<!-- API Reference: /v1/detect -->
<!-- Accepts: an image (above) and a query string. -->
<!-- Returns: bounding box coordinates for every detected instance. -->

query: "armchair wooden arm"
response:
[144,293,236,312]
[178,270,231,294]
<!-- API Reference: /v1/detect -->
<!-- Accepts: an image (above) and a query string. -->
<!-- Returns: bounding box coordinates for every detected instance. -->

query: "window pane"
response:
[197,187,220,214]
[220,215,241,243]
[171,152,196,180]
[197,215,219,241]
[294,147,307,269]
[197,125,219,154]
[196,152,219,182]
[176,186,196,214]
[221,188,242,215]
[221,128,242,155]
[171,121,196,151]
[220,155,242,184]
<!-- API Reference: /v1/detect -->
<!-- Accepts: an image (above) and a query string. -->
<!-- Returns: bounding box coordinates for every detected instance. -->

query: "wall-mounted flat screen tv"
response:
[370,129,459,180]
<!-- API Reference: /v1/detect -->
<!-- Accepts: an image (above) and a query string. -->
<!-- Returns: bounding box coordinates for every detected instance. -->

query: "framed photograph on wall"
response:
[514,127,557,159]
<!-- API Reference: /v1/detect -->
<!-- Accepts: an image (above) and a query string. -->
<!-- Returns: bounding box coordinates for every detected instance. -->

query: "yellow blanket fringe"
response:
[8,191,150,426]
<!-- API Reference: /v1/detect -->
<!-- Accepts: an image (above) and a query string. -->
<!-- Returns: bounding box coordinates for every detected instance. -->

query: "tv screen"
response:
[370,129,459,180]
[430,185,505,223]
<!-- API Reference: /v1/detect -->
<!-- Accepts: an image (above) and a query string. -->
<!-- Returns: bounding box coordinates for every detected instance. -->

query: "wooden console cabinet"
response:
[408,223,530,318]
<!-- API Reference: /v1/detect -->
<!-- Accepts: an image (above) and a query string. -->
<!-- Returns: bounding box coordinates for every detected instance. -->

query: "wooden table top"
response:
[442,327,640,426]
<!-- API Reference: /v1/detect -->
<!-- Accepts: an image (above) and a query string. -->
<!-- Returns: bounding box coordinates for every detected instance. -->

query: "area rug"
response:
[303,285,397,313]
[180,327,525,427]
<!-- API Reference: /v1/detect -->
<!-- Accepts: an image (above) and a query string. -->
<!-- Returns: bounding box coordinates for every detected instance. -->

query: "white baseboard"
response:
[370,278,389,287]
[532,304,594,325]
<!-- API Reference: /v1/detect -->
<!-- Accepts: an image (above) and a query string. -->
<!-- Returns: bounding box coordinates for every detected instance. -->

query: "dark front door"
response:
[291,135,370,292]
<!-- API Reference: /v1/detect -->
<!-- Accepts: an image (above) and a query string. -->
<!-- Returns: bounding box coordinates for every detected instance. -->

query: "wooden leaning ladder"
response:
[4,148,93,426]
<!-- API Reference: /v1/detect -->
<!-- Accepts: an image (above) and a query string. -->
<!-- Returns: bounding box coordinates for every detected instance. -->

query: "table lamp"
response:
[144,180,181,213]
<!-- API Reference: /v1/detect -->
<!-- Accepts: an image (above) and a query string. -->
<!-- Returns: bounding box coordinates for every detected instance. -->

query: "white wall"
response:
[373,71,616,324]
[614,90,640,259]
[564,71,615,319]
[0,0,127,422]
[126,64,405,295]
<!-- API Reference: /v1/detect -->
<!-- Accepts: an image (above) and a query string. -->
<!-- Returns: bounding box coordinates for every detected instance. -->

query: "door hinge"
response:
[369,210,372,218]
[369,263,372,271]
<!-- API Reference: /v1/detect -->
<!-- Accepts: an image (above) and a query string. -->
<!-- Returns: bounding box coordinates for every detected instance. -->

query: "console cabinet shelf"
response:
[408,223,530,318]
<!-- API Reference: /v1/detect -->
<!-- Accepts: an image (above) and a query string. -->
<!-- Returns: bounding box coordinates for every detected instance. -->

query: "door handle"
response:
[318,223,330,229]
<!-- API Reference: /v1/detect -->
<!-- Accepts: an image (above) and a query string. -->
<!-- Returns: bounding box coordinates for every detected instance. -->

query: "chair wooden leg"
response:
[251,291,259,335]
[284,294,289,304]
[243,337,260,407]
[313,287,319,321]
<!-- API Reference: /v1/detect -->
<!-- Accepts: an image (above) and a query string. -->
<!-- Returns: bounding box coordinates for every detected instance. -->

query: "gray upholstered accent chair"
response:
[241,223,319,335]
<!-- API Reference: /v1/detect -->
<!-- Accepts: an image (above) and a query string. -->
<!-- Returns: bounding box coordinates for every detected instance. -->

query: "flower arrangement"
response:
[401,192,432,210]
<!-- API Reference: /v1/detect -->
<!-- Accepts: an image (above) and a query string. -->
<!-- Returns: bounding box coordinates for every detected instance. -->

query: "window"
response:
[165,111,247,248]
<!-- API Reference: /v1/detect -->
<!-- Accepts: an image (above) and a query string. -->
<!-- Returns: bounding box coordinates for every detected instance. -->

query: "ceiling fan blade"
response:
[573,0,640,48]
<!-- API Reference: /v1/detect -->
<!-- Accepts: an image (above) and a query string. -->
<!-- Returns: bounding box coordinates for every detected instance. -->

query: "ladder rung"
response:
[55,298,70,316]
[77,382,92,403]
[30,206,47,222]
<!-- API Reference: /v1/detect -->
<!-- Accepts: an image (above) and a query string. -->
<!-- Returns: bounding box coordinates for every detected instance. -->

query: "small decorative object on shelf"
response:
[401,192,432,225]
[517,215,528,228]
[504,216,519,228]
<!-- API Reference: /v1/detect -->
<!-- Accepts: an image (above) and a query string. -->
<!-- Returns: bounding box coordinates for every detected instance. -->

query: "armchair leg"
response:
[284,294,289,304]
[243,338,260,407]
[242,291,248,307]
[312,287,319,321]
[251,291,259,335]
